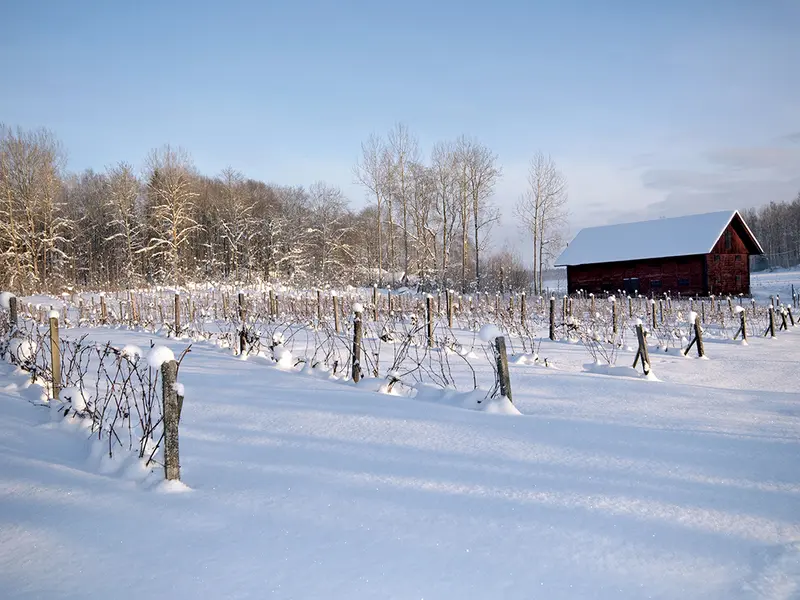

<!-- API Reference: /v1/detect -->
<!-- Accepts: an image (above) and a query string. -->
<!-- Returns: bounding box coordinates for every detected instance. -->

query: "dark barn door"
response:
[623,277,639,295]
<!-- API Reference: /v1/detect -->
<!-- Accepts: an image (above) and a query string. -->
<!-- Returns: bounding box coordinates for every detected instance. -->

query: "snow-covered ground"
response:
[1,276,799,599]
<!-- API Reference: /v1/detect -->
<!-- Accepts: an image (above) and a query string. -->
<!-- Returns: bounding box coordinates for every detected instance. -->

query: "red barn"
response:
[555,211,764,296]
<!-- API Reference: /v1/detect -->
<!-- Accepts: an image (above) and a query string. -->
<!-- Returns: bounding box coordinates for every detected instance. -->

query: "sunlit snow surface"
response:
[0,270,798,599]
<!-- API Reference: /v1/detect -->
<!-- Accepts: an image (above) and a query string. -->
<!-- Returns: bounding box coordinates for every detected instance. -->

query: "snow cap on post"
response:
[147,345,175,370]
[352,302,364,314]
[0,291,15,310]
[478,324,503,343]
[48,309,60,320]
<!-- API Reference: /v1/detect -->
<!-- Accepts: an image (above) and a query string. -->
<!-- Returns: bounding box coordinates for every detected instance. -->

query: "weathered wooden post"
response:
[684,314,705,357]
[446,289,454,328]
[632,323,651,376]
[174,292,181,335]
[701,300,705,324]
[787,306,795,327]
[658,299,664,324]
[727,296,733,315]
[8,295,18,328]
[387,291,393,315]
[493,336,512,402]
[628,295,633,318]
[161,359,181,481]
[426,295,434,348]
[520,292,526,325]
[100,294,107,324]
[332,294,341,333]
[590,293,595,315]
[238,292,247,354]
[352,306,363,383]
[268,289,275,319]
[129,291,138,324]
[611,297,618,335]
[779,307,789,331]
[549,297,556,341]
[49,311,61,400]
[734,308,748,342]
[315,289,321,324]
[372,285,378,321]
[766,306,776,338]
[694,314,705,357]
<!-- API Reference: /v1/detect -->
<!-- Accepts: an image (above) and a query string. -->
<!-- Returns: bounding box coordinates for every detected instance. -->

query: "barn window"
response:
[678,278,690,286]
[651,280,662,289]
[725,230,732,250]
[735,255,741,262]
[714,255,720,262]
[736,275,742,286]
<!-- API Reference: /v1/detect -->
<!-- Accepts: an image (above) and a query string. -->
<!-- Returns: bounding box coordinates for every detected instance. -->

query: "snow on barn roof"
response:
[555,210,763,267]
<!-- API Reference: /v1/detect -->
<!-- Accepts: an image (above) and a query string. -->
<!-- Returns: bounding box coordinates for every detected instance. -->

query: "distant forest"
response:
[0,123,535,294]
[742,195,800,270]
[1,122,796,295]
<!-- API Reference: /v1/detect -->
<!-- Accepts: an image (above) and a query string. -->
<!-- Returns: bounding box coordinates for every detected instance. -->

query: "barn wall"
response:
[567,255,707,296]
[705,221,751,295]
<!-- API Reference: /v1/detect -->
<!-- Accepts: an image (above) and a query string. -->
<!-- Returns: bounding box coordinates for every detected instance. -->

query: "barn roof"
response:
[555,210,763,267]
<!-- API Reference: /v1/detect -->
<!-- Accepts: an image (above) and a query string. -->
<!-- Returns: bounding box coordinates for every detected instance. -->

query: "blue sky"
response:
[2,0,799,250]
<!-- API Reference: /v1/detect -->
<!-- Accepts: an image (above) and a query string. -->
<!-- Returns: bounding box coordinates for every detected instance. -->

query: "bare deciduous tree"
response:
[141,145,202,284]
[515,152,568,294]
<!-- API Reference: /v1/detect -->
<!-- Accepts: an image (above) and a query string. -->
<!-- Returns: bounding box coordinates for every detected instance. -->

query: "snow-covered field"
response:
[0,272,799,599]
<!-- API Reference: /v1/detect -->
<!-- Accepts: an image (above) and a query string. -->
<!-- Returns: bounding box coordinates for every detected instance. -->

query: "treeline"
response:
[742,194,800,269]
[0,122,534,294]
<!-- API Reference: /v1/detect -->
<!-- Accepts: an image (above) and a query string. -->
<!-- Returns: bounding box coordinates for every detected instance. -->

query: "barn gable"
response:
[555,210,763,267]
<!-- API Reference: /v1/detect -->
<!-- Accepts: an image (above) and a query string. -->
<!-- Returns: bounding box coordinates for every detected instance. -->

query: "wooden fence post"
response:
[174,292,181,335]
[494,336,512,402]
[446,289,453,328]
[734,308,748,342]
[161,359,181,481]
[549,297,556,341]
[779,307,789,331]
[628,295,633,318]
[426,295,434,347]
[9,296,18,328]
[333,294,340,333]
[352,308,363,382]
[373,285,379,321]
[49,312,61,400]
[766,306,776,338]
[787,306,795,327]
[316,289,322,323]
[129,291,138,325]
[684,314,705,357]
[612,298,618,335]
[632,323,651,375]
[520,292,526,325]
[100,294,107,324]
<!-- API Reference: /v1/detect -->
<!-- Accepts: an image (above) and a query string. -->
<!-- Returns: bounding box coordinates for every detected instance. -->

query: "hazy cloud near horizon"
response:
[490,135,800,262]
